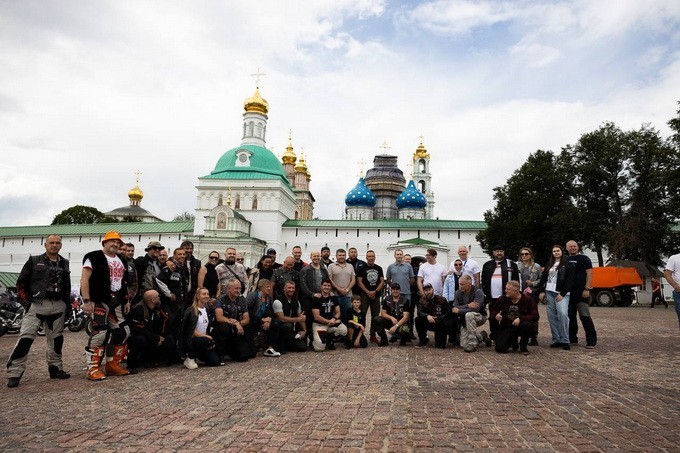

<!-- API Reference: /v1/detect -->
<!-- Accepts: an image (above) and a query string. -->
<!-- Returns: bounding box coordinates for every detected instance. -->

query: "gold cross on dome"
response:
[134,170,141,184]
[357,159,367,177]
[379,141,390,152]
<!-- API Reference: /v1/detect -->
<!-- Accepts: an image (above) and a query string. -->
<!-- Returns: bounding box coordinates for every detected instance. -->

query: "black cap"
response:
[266,248,276,255]
[493,245,505,251]
[423,283,433,289]
[390,282,401,289]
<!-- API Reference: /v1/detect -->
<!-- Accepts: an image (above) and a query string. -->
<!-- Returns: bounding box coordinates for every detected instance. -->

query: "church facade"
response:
[0,86,487,285]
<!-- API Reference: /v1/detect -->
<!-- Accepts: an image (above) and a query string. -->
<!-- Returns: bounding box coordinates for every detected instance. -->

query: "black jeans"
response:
[415,316,454,347]
[494,321,535,353]
[187,336,221,366]
[213,323,253,362]
[277,323,308,352]
[568,290,597,345]
[127,334,178,368]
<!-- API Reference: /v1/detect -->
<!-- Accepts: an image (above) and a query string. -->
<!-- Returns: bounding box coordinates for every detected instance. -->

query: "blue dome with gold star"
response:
[396,180,427,209]
[345,177,377,207]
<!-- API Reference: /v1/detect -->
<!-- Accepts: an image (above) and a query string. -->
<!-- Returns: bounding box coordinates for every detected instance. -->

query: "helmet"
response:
[102,231,124,245]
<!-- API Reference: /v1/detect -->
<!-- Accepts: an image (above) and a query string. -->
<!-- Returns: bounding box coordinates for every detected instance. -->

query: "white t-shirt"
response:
[490,262,504,298]
[418,262,447,296]
[665,254,680,288]
[451,258,480,282]
[83,254,125,292]
[196,307,209,335]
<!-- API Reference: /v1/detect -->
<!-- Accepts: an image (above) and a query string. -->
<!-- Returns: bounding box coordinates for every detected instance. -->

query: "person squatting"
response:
[5,236,606,387]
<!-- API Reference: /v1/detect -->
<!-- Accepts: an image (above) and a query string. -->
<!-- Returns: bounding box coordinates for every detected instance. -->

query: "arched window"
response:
[248,121,254,136]
[242,123,247,138]
[419,159,426,173]
[252,194,258,210]
[418,180,426,193]
[255,123,263,137]
[294,210,299,220]
[234,194,240,209]
[218,194,223,206]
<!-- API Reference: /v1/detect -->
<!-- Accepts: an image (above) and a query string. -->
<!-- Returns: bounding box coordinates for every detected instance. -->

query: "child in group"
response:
[346,295,368,348]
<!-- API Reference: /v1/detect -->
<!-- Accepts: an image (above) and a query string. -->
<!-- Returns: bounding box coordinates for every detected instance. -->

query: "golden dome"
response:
[282,131,297,165]
[128,183,144,202]
[295,152,308,173]
[243,87,269,115]
[413,139,430,159]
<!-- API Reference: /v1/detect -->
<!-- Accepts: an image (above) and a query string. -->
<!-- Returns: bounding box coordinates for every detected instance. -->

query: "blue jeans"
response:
[674,291,680,326]
[337,295,352,322]
[546,291,570,344]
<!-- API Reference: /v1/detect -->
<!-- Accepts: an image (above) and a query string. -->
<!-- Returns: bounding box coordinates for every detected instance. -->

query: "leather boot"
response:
[105,345,130,376]
[87,347,107,381]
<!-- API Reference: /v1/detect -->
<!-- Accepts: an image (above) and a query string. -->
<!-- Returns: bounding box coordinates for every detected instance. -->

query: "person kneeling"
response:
[311,279,348,351]
[213,278,253,362]
[374,282,411,346]
[346,295,368,348]
[182,287,221,369]
[128,290,178,372]
[490,281,538,355]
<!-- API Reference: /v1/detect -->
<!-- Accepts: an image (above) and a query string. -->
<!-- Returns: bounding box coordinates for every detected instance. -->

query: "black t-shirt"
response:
[382,295,410,319]
[215,295,248,321]
[312,295,339,320]
[566,254,592,289]
[348,308,366,327]
[357,264,384,292]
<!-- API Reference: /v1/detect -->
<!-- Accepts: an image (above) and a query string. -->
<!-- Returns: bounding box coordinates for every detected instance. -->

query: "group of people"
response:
[7,232,680,388]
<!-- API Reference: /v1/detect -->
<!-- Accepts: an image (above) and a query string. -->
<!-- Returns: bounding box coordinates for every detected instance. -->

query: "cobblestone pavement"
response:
[1,305,678,452]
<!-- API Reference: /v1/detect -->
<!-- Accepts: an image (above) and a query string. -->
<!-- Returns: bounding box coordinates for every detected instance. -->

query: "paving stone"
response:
[0,306,678,451]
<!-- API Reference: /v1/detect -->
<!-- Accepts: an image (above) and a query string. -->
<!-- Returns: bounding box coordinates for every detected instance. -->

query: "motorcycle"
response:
[0,292,25,337]
[66,296,88,332]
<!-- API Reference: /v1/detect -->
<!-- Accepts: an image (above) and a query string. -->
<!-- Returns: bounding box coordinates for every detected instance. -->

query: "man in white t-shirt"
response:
[80,231,131,380]
[663,253,680,329]
[417,248,447,297]
[451,246,481,287]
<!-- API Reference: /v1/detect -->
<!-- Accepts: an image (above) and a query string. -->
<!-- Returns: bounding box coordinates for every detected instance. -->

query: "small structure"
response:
[607,260,664,305]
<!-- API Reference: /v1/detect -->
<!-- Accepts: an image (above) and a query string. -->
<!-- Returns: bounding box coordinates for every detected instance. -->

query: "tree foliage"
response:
[51,205,117,225]
[173,211,195,221]
[479,109,679,267]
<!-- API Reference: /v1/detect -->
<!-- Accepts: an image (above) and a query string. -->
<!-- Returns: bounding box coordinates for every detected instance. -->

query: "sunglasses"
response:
[236,258,244,262]
[454,264,463,267]
[520,252,531,256]
[209,256,219,260]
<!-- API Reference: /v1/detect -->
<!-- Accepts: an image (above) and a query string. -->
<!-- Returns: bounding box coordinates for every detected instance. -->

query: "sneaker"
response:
[585,344,596,349]
[511,343,519,352]
[415,339,429,348]
[550,343,561,348]
[528,338,539,346]
[379,339,389,347]
[48,365,71,379]
[7,377,20,388]
[326,341,336,351]
[562,344,571,350]
[480,331,492,347]
[369,334,379,344]
[183,357,198,370]
[264,347,281,357]
[520,345,529,355]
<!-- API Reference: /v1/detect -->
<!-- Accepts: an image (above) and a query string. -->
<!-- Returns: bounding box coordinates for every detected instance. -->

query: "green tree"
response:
[476,150,577,264]
[607,125,678,265]
[563,123,627,266]
[173,211,195,221]
[51,205,117,225]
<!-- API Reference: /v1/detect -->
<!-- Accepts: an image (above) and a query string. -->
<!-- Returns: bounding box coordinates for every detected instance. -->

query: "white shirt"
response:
[196,307,209,335]
[665,254,680,288]
[490,262,504,298]
[418,262,447,296]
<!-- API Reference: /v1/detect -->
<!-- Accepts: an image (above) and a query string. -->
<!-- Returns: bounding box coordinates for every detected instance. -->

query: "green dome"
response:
[206,144,289,183]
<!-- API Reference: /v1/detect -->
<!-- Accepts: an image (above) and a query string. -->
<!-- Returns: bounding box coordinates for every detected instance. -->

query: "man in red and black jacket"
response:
[490,280,538,354]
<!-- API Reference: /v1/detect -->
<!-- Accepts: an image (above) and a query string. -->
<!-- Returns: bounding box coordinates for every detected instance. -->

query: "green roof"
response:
[0,272,20,289]
[282,219,487,229]
[398,237,439,245]
[0,221,194,238]
[205,144,289,184]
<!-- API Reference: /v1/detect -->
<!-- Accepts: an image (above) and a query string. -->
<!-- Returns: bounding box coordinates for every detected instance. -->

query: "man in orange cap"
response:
[80,231,131,380]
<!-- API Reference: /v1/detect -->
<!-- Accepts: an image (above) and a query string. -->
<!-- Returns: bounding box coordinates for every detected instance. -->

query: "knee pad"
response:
[8,337,34,363]
[54,335,64,354]
[110,328,127,345]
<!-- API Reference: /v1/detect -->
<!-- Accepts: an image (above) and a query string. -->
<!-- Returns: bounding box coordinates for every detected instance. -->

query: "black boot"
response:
[48,365,71,379]
[580,316,597,347]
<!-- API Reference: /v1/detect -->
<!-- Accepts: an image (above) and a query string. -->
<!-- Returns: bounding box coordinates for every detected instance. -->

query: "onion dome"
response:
[396,180,427,209]
[295,152,308,173]
[345,177,377,207]
[243,88,269,115]
[413,139,430,159]
[128,183,143,203]
[282,133,297,165]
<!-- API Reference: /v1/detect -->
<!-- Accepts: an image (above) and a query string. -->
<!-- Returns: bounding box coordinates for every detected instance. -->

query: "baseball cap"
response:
[423,283,433,289]
[390,282,401,289]
[145,241,165,251]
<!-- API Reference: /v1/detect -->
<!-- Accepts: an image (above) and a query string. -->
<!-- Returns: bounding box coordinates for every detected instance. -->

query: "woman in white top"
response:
[182,287,221,369]
[538,245,574,350]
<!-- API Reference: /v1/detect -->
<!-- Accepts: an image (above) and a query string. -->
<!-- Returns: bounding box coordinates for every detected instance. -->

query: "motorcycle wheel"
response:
[0,322,6,337]
[68,316,87,332]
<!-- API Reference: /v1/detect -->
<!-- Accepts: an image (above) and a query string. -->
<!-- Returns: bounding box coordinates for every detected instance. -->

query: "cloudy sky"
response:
[1,0,678,226]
